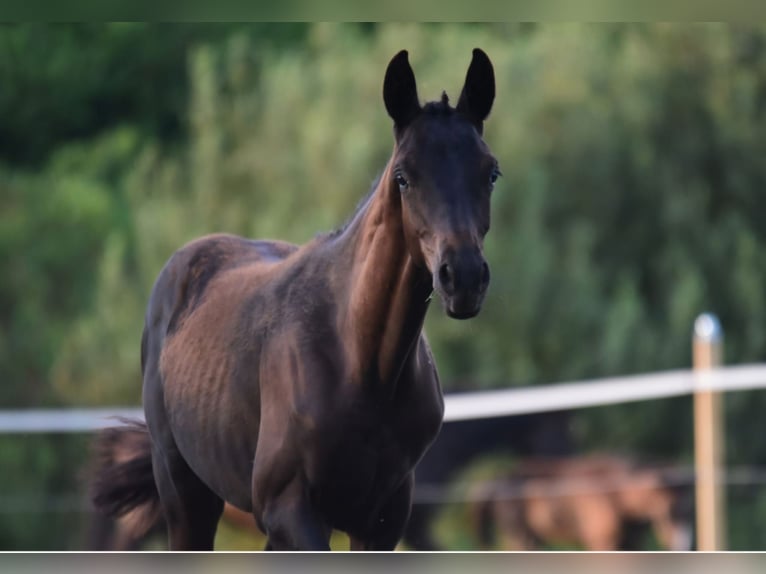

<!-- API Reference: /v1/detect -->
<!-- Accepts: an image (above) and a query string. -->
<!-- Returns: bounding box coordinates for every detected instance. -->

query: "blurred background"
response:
[2,22,766,551]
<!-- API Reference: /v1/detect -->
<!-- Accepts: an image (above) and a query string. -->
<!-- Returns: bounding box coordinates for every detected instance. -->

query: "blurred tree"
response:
[0,23,309,167]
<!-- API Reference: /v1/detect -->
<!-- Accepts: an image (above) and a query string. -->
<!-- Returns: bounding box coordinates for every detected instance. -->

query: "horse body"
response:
[93,49,499,550]
[144,221,443,545]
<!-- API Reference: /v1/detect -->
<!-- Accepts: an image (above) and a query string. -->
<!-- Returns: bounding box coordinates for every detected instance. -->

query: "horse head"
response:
[383,49,499,319]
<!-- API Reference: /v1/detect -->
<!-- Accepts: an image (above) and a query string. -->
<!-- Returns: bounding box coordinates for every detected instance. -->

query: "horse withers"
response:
[90,49,499,551]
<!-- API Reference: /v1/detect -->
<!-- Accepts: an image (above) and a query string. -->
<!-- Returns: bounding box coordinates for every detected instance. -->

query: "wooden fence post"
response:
[693,312,725,551]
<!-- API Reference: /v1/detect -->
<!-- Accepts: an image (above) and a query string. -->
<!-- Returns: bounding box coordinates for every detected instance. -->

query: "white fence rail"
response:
[445,363,766,421]
[2,363,766,433]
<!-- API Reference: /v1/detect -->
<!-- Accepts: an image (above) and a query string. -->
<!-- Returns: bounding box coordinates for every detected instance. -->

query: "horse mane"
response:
[422,91,453,116]
[323,174,381,240]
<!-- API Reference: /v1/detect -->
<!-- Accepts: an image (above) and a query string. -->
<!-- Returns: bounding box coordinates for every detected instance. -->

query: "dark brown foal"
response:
[91,48,499,551]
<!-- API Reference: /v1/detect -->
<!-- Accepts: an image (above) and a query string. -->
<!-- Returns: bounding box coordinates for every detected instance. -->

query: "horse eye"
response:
[489,168,502,188]
[395,174,409,189]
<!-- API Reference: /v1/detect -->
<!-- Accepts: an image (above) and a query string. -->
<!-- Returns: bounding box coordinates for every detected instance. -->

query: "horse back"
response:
[143,231,301,395]
[146,234,296,340]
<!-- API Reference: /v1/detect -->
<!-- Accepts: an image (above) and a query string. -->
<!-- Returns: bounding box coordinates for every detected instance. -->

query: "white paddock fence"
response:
[1,363,766,432]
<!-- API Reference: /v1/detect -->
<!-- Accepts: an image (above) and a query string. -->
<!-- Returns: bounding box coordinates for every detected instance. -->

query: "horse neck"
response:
[333,158,433,387]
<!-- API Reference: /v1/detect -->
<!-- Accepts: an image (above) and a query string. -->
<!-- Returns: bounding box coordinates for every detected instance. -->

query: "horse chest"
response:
[311,424,405,526]
[306,399,433,531]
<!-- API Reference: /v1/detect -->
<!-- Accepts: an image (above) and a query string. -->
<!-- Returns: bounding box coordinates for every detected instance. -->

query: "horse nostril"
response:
[480,261,490,289]
[439,262,455,293]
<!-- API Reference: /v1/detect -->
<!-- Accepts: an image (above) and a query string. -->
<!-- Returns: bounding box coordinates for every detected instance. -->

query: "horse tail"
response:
[88,419,162,541]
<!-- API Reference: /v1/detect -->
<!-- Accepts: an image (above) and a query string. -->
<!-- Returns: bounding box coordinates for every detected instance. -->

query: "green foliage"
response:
[0,23,310,166]
[4,23,766,549]
[0,157,113,405]
[0,434,91,550]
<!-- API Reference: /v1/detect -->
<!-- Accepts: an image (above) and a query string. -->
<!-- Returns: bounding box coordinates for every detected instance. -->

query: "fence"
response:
[4,365,766,431]
[0,313,762,550]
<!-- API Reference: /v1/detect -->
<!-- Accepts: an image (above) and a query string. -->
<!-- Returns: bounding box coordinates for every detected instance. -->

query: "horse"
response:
[89,48,499,551]
[470,454,694,551]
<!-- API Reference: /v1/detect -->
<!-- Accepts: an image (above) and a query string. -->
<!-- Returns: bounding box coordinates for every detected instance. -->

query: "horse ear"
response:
[383,50,421,132]
[456,48,495,134]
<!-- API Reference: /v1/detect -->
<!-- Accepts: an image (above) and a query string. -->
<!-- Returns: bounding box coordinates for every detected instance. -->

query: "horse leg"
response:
[264,523,332,551]
[149,439,224,550]
[350,473,413,551]
[143,382,223,549]
[259,476,330,551]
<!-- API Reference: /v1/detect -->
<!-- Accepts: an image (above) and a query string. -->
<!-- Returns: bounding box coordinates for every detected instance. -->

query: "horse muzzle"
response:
[433,248,490,320]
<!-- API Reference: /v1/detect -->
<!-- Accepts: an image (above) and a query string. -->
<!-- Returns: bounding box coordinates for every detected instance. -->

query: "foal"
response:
[91,48,499,551]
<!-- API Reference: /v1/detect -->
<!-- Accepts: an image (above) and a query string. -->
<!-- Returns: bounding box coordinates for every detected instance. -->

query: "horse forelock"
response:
[421,91,453,116]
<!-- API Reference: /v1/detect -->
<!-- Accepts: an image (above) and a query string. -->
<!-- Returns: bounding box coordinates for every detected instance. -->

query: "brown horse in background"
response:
[471,455,694,551]
[89,49,499,551]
